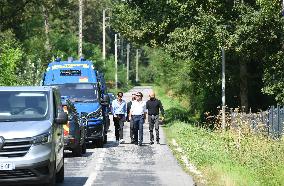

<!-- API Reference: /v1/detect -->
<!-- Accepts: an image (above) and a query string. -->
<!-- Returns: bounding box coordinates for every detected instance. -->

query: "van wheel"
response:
[103,134,107,144]
[48,175,56,186]
[72,145,82,157]
[82,142,87,154]
[44,169,56,186]
[56,163,64,183]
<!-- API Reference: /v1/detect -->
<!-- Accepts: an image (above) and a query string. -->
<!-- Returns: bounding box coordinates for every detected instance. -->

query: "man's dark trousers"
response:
[129,119,134,142]
[133,115,144,145]
[148,115,160,143]
[113,115,124,141]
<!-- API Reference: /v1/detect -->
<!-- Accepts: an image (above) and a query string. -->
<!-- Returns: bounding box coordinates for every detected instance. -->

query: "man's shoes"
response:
[134,142,138,145]
[139,143,142,146]
[156,141,160,144]
[119,139,125,144]
[150,141,154,145]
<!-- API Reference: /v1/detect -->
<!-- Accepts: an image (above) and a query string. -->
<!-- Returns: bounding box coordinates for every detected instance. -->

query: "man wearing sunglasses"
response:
[129,92,147,146]
[111,92,127,144]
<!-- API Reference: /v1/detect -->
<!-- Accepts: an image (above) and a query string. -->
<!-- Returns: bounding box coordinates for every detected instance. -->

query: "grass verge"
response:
[155,86,284,186]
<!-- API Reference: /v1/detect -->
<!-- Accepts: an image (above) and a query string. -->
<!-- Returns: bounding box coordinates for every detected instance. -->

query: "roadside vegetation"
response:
[156,86,284,186]
[0,0,138,89]
[113,0,284,119]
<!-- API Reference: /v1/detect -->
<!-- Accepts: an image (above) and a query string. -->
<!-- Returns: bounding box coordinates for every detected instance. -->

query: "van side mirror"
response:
[101,94,110,106]
[55,112,68,124]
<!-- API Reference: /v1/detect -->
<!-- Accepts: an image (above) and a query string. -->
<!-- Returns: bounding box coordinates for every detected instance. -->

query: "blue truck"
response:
[42,58,110,147]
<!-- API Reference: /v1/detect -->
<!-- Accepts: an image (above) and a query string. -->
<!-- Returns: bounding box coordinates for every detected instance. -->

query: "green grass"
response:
[156,86,284,186]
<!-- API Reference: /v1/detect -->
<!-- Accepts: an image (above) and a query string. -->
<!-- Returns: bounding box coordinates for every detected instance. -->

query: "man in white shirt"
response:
[129,92,147,146]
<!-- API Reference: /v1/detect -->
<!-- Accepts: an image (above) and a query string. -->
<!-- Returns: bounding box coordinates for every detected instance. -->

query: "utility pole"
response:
[126,44,130,84]
[102,9,107,61]
[78,0,83,58]
[120,37,124,64]
[135,49,139,83]
[102,9,106,61]
[115,34,118,90]
[221,47,226,130]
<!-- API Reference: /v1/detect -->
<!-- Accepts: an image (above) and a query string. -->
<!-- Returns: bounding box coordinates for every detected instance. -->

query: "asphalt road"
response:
[58,86,194,186]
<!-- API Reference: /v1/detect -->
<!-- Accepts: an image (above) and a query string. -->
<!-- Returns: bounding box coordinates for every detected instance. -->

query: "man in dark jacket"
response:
[146,91,165,145]
[127,93,136,143]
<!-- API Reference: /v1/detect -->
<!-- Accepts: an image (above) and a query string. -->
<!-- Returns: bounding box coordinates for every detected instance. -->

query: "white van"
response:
[0,86,67,185]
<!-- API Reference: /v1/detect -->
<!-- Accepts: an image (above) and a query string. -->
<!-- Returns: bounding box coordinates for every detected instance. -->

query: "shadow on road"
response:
[64,151,93,158]
[103,141,119,148]
[56,176,88,186]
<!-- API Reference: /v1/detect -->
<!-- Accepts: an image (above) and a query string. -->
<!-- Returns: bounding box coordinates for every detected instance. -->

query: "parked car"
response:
[62,99,86,157]
[108,93,116,114]
[0,86,67,185]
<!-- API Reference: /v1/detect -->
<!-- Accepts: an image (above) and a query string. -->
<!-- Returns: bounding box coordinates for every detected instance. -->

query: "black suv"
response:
[62,100,86,156]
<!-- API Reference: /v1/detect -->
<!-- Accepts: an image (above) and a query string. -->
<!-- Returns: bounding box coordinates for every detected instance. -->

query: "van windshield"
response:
[57,83,99,102]
[0,91,49,122]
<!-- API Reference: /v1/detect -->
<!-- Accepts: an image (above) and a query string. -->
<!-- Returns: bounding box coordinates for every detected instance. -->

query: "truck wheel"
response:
[82,142,87,154]
[72,145,82,157]
[96,138,104,148]
[56,163,64,183]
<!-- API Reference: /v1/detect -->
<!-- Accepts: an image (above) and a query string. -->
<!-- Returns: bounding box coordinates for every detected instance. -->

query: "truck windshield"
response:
[57,83,99,102]
[0,91,49,122]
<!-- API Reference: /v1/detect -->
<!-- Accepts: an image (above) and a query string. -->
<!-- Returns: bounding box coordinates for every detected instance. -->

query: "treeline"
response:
[112,0,284,119]
[1,1,284,119]
[0,0,136,88]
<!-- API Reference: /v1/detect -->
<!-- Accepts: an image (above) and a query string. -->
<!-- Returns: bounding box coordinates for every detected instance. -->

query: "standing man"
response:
[127,93,136,143]
[146,91,165,145]
[112,92,127,144]
[129,92,147,146]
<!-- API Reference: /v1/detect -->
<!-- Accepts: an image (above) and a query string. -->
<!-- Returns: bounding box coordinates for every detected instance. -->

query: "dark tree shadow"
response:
[163,107,195,127]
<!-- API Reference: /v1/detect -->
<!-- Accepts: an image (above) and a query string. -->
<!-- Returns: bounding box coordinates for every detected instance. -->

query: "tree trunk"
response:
[240,60,248,112]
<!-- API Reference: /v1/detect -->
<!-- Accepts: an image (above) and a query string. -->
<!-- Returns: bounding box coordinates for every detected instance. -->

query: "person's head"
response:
[135,92,143,101]
[117,92,123,101]
[131,93,136,101]
[149,91,155,100]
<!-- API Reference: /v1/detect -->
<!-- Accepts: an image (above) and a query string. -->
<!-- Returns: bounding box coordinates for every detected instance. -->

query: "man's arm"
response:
[129,103,133,121]
[159,100,165,117]
[129,110,133,121]
[146,100,148,110]
[143,102,147,120]
[112,100,117,117]
[123,101,127,118]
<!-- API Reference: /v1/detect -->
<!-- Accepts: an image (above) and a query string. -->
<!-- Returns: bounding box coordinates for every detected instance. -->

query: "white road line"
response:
[83,148,106,186]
